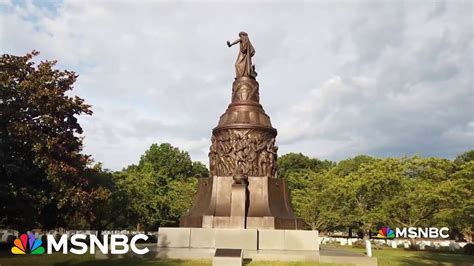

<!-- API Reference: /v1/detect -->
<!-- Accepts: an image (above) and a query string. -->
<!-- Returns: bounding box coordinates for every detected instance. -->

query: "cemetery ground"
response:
[0,245,473,266]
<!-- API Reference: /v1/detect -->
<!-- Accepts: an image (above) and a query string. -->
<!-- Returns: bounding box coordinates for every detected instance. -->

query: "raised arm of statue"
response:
[227,39,241,48]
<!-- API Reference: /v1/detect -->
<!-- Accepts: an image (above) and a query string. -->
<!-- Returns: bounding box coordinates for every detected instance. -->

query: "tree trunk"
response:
[363,230,370,241]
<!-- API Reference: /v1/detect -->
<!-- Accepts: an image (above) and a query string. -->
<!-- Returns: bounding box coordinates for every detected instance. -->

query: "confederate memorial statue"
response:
[180,32,303,230]
[227,32,257,78]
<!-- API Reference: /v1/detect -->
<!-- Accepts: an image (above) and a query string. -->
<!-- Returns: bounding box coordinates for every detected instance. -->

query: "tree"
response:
[450,150,474,242]
[115,143,207,230]
[113,168,164,231]
[0,51,106,230]
[192,161,209,177]
[403,156,455,182]
[383,158,453,247]
[387,177,449,228]
[288,169,344,231]
[380,157,457,248]
[330,155,375,178]
[341,158,404,240]
[454,150,474,165]
[277,152,334,178]
[437,160,474,243]
[166,179,198,221]
[138,143,194,180]
[321,155,377,235]
[87,163,127,231]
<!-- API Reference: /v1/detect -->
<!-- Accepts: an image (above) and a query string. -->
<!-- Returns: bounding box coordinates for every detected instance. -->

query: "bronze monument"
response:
[180,32,303,230]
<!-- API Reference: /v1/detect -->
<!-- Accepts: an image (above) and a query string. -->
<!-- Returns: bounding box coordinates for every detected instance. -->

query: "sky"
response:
[1,0,473,170]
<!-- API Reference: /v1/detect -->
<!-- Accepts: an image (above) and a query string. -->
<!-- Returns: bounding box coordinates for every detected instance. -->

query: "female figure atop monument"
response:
[227,32,257,78]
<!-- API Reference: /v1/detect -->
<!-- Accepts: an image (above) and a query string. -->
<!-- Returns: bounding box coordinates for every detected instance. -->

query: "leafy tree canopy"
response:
[454,150,474,165]
[112,143,207,230]
[0,51,106,230]
[277,152,334,178]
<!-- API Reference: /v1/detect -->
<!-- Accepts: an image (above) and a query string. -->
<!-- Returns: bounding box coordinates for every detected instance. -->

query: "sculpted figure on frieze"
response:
[209,129,278,177]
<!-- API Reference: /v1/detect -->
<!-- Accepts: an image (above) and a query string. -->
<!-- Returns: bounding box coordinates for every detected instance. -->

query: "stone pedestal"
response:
[180,176,303,229]
[215,228,257,250]
[158,227,316,251]
[155,228,376,265]
[157,227,190,248]
[259,229,319,251]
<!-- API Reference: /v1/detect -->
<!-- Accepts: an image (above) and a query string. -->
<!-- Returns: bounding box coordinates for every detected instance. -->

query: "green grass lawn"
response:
[371,249,473,266]
[332,245,474,266]
[0,246,472,266]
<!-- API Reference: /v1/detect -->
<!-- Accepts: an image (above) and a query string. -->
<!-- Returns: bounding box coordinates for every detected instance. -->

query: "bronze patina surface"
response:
[180,33,303,229]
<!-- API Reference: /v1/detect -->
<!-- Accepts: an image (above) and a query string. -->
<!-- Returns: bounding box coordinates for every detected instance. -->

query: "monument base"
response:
[158,227,319,251]
[155,248,320,261]
[180,176,304,229]
[153,248,377,265]
[95,228,376,266]
[154,227,378,265]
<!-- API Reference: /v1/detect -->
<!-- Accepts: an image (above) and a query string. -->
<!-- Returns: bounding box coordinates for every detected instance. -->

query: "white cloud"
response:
[1,0,472,169]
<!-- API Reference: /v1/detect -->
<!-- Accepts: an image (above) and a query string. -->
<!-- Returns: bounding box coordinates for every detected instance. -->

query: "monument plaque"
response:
[180,32,303,230]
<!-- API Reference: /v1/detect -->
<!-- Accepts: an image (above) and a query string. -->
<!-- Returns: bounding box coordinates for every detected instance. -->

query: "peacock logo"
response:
[11,233,45,255]
[377,226,395,239]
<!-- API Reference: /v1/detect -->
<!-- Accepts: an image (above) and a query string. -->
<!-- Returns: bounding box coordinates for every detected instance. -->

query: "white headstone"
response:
[448,241,460,251]
[391,240,397,248]
[365,240,372,257]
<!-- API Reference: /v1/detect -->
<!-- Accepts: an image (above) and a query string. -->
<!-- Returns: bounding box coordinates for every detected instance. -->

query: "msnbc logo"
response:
[9,232,149,255]
[377,226,395,239]
[11,233,45,255]
[375,226,450,239]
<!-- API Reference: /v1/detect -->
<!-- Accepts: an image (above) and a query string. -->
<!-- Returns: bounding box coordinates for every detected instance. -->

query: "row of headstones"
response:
[0,229,19,243]
[0,229,158,243]
[320,237,467,250]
